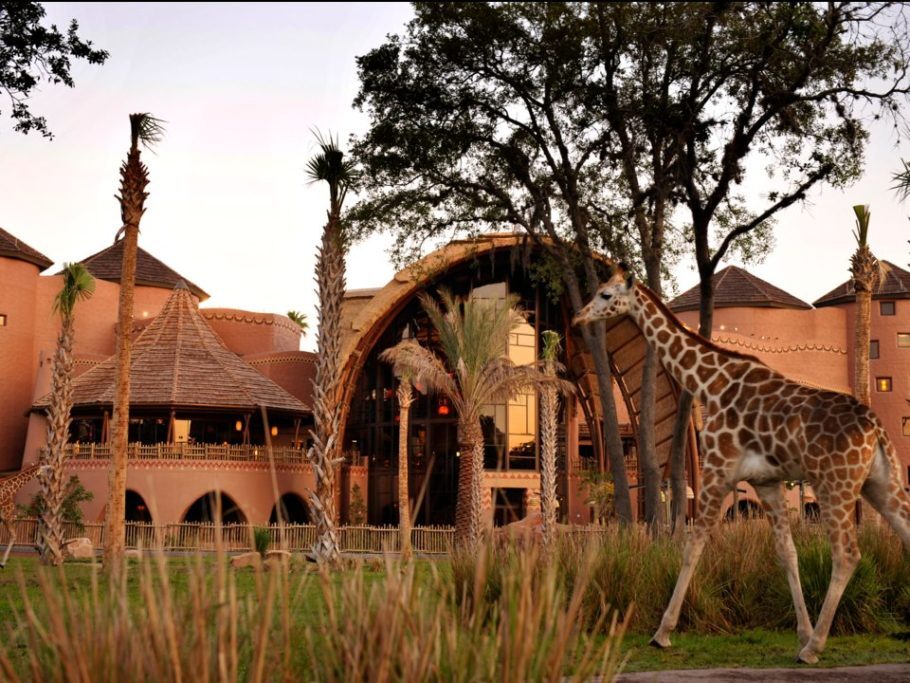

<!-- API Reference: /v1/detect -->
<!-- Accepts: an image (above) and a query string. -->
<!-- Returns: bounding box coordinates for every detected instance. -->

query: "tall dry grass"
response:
[0,547,625,682]
[457,521,910,637]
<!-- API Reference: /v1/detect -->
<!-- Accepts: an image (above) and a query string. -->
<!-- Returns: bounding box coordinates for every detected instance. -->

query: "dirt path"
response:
[616,662,910,682]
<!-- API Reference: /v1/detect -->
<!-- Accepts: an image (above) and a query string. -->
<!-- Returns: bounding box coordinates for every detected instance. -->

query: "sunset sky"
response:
[3,2,909,352]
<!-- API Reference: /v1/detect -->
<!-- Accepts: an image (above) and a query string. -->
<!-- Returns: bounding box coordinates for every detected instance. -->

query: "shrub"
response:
[252,527,271,556]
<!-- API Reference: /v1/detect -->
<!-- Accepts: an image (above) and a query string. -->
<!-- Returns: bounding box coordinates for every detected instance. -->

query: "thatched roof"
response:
[76,239,209,301]
[34,282,307,415]
[0,227,53,270]
[814,261,910,307]
[669,266,811,313]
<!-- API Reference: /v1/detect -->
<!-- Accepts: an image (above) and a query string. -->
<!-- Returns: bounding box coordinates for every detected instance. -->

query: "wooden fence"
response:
[3,519,454,555]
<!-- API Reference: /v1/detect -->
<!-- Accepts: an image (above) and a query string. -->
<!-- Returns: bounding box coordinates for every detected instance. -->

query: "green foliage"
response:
[252,527,270,556]
[128,113,166,151]
[541,330,561,363]
[348,484,366,525]
[852,205,871,248]
[580,469,615,524]
[53,262,95,317]
[306,130,358,213]
[19,475,93,532]
[286,310,309,335]
[0,3,109,138]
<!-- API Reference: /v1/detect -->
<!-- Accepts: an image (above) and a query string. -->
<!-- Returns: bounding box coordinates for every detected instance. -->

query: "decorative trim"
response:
[65,459,314,474]
[711,335,848,356]
[202,310,300,335]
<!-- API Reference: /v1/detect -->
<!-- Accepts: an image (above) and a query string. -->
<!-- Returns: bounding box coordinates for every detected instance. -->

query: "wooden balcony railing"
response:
[51,443,368,467]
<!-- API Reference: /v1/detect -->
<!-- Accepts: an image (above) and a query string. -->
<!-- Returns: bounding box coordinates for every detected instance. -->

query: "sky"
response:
[2,3,910,353]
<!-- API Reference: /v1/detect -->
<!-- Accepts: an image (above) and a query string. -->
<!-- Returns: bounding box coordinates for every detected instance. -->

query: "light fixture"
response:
[235,420,242,431]
[270,426,278,437]
[437,397,450,416]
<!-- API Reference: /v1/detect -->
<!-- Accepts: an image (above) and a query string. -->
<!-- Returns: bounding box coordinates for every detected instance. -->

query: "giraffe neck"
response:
[1,465,40,497]
[628,284,739,406]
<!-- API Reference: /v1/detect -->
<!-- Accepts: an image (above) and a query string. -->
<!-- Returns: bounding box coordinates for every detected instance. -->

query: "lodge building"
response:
[1,228,908,526]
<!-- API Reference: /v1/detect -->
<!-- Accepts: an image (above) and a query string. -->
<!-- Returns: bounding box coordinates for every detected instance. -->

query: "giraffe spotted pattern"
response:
[574,263,910,665]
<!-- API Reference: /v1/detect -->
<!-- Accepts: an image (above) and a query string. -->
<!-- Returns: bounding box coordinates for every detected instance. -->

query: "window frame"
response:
[881,301,896,316]
[898,333,910,349]
[876,376,893,392]
[870,339,880,359]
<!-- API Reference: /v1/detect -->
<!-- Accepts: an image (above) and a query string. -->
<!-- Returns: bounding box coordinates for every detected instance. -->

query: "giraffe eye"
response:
[600,292,612,301]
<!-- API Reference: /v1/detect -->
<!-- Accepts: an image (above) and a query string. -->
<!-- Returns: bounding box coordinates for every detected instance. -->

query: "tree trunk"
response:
[539,361,559,554]
[455,420,484,551]
[639,346,663,533]
[397,381,414,561]
[309,220,345,566]
[37,313,75,565]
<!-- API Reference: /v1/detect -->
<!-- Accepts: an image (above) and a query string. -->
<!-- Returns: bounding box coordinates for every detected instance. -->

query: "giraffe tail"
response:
[873,420,903,481]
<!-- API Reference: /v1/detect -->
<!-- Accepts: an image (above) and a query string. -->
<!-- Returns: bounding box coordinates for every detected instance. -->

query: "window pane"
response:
[903,418,910,437]
[876,377,892,392]
[899,334,910,348]
[870,340,880,359]
[0,314,6,326]
[881,301,896,316]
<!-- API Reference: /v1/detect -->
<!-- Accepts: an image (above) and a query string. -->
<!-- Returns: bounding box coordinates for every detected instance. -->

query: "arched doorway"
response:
[125,490,152,522]
[724,499,764,521]
[269,493,310,525]
[182,491,247,525]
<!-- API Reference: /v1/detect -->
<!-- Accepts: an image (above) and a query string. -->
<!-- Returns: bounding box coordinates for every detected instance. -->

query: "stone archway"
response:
[125,489,152,523]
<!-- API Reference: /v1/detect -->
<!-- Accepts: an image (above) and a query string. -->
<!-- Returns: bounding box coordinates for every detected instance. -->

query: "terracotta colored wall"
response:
[867,299,910,483]
[246,351,316,407]
[0,258,41,471]
[202,309,301,357]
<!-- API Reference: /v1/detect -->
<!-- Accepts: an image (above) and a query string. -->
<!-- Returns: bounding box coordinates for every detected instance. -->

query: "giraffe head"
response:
[572,262,636,326]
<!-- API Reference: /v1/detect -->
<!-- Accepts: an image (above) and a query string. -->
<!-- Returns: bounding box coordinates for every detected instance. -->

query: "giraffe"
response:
[573,262,910,664]
[0,464,43,568]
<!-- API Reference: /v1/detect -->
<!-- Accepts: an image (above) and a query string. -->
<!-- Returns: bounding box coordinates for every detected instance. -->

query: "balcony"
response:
[50,443,368,466]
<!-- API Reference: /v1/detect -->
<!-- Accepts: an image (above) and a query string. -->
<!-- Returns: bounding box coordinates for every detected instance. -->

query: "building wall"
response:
[202,309,301,357]
[0,258,42,472]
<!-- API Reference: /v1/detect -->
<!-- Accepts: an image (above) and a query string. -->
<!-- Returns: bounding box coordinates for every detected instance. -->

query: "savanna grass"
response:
[0,546,625,682]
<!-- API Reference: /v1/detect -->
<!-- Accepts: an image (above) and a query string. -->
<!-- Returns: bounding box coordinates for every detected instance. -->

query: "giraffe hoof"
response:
[796,647,818,665]
[649,635,672,649]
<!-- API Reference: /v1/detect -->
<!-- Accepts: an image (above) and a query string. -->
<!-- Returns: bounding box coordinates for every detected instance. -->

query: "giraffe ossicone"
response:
[574,262,910,665]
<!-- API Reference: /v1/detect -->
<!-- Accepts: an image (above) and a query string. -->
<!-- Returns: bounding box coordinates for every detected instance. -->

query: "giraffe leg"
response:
[651,477,729,648]
[0,519,16,569]
[861,444,910,548]
[796,490,862,664]
[754,484,813,646]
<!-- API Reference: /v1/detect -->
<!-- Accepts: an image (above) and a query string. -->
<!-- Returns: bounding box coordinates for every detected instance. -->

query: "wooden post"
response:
[166,409,176,444]
[243,414,251,446]
[102,410,110,443]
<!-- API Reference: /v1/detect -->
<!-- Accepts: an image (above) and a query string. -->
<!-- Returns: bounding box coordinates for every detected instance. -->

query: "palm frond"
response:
[891,160,910,203]
[129,113,166,151]
[53,263,95,316]
[287,310,309,333]
[305,130,358,204]
[541,330,562,362]
[379,341,461,412]
[473,358,572,407]
[852,204,871,247]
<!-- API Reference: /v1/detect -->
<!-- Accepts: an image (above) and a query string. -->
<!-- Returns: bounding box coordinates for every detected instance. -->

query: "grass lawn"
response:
[2,554,908,675]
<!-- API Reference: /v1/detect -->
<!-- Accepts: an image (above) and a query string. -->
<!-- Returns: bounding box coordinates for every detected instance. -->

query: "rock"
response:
[264,549,291,570]
[230,551,261,569]
[63,537,95,560]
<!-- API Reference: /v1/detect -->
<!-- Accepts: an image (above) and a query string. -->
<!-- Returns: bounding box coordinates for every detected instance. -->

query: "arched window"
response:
[125,490,152,522]
[269,493,310,525]
[182,491,247,525]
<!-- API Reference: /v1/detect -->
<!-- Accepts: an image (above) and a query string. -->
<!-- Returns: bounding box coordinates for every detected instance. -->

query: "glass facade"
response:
[345,254,566,526]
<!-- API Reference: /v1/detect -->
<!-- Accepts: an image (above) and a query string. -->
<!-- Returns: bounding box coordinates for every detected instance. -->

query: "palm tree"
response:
[381,289,568,552]
[37,263,95,565]
[395,373,415,561]
[850,205,880,407]
[287,310,309,336]
[306,132,356,566]
[539,330,562,555]
[104,113,165,572]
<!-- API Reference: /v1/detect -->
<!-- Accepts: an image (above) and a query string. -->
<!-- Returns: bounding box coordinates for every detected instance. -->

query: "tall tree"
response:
[349,1,910,529]
[37,262,94,565]
[395,373,414,561]
[0,2,108,137]
[381,289,567,551]
[103,113,164,573]
[306,133,356,566]
[539,330,561,555]
[287,310,309,336]
[850,205,879,406]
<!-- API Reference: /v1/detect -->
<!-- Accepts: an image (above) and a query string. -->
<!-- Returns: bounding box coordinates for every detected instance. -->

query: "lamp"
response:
[235,420,242,432]
[437,397,450,416]
[270,426,278,437]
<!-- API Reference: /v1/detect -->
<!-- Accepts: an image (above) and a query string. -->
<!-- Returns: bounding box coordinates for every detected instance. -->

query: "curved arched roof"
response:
[338,234,699,476]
